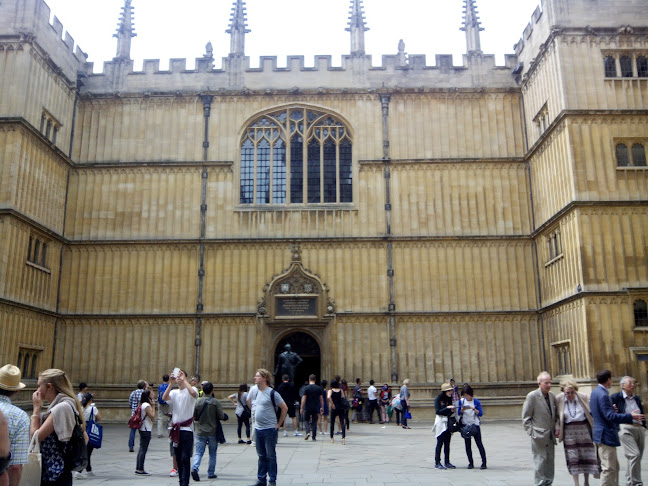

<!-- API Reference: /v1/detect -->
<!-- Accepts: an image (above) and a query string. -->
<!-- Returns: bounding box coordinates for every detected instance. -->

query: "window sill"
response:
[634,326,648,332]
[544,253,564,267]
[26,261,51,274]
[616,166,648,170]
[235,204,357,212]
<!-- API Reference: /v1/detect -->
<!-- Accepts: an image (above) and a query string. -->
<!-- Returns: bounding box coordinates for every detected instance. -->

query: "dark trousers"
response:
[136,430,151,471]
[237,414,251,439]
[367,400,379,423]
[464,426,487,466]
[305,410,318,438]
[173,430,194,486]
[330,409,346,439]
[435,429,452,464]
[401,402,409,426]
[85,446,95,472]
[42,471,72,486]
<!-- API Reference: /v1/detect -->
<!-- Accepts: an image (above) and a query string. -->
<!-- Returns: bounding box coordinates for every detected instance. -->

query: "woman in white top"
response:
[458,384,487,469]
[228,383,251,444]
[80,393,101,477]
[553,379,597,486]
[135,389,155,476]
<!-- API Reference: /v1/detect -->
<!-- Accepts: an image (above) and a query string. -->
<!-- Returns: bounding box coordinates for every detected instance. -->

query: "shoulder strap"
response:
[196,398,212,420]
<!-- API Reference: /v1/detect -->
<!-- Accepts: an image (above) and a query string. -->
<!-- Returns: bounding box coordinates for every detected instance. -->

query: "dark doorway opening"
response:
[274,332,321,389]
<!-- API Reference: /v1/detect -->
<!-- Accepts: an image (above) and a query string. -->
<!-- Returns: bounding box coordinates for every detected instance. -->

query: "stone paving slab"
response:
[71,420,646,485]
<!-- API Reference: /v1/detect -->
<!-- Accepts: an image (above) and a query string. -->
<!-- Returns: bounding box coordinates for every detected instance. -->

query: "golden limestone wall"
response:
[570,116,648,201]
[65,167,202,240]
[72,95,383,164]
[528,123,575,226]
[0,125,69,233]
[0,217,61,310]
[389,93,525,159]
[389,163,531,236]
[0,45,76,153]
[579,206,648,291]
[537,212,582,307]
[393,241,537,312]
[58,245,199,314]
[54,318,196,386]
[0,305,55,370]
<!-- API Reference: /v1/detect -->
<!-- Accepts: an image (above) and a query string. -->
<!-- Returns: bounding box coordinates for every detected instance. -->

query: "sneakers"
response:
[435,463,446,470]
[445,462,456,469]
[135,470,151,476]
[467,463,474,469]
[283,430,288,437]
[208,475,217,479]
[86,471,95,477]
[246,440,252,444]
[169,469,178,477]
[191,469,200,481]
[293,431,302,436]
[480,464,487,470]
[73,471,85,479]
[238,439,246,444]
[304,433,310,440]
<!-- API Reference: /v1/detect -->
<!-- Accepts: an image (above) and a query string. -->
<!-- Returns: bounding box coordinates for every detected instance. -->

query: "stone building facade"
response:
[0,0,646,419]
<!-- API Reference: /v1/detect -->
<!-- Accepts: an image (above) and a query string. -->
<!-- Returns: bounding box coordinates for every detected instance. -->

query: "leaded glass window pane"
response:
[635,300,648,327]
[604,56,617,77]
[290,137,303,203]
[638,56,648,77]
[323,140,337,203]
[307,141,321,203]
[632,143,647,166]
[240,139,255,203]
[256,139,271,204]
[339,140,352,203]
[616,143,630,166]
[620,56,633,77]
[273,139,286,203]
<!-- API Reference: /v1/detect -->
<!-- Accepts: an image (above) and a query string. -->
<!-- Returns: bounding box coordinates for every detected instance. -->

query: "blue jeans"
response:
[254,428,278,483]
[192,435,218,477]
[128,427,136,450]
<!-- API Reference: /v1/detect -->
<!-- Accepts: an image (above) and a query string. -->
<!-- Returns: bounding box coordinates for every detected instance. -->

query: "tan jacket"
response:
[522,388,557,444]
[554,391,594,442]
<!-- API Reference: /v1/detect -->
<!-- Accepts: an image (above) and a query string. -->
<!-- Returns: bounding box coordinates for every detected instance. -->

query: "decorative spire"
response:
[346,0,369,56]
[226,0,250,57]
[460,0,484,54]
[113,0,136,60]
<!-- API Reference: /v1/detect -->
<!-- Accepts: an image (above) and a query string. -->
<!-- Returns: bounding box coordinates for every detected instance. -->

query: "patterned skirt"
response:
[563,420,599,476]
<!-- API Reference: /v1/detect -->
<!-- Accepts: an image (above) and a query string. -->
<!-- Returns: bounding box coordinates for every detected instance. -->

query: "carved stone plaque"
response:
[276,296,317,317]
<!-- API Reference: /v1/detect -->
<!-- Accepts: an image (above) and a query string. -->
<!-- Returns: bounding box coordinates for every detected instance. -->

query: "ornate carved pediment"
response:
[257,243,335,320]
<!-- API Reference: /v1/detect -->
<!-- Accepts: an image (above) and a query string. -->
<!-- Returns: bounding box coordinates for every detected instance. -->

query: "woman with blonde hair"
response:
[554,379,598,486]
[30,369,86,486]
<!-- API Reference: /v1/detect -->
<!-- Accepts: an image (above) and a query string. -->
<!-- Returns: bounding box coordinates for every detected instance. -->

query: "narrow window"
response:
[45,120,52,139]
[17,352,22,370]
[41,243,47,267]
[631,143,647,166]
[272,139,286,204]
[30,354,37,379]
[604,56,617,77]
[240,139,254,204]
[27,236,33,261]
[616,143,630,166]
[638,56,648,77]
[256,138,271,204]
[620,56,633,77]
[339,139,353,203]
[635,299,648,327]
[52,126,58,145]
[548,236,554,260]
[307,140,321,203]
[40,114,46,132]
[290,136,304,203]
[323,139,337,203]
[33,240,40,264]
[23,353,30,378]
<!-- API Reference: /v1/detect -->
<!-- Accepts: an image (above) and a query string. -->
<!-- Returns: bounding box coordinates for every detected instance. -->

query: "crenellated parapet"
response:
[0,0,87,84]
[80,51,520,95]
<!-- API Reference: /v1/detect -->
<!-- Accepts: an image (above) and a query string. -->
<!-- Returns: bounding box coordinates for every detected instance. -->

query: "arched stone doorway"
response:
[274,332,321,387]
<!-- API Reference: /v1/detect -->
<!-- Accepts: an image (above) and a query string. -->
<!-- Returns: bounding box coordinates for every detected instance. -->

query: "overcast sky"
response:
[44,0,541,72]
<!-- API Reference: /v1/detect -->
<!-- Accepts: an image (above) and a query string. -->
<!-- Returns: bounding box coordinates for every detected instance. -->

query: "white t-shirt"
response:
[168,388,197,432]
[140,402,153,431]
[83,404,98,422]
[367,385,377,400]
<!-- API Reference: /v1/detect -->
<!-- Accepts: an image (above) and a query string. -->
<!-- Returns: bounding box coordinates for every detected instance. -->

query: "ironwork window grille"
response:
[240,107,353,205]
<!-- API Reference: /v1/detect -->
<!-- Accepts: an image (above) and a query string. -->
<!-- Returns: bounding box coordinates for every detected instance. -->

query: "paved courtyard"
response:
[76,420,645,485]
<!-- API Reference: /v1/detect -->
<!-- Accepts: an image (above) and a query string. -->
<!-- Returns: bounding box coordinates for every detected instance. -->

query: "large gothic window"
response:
[240,107,353,205]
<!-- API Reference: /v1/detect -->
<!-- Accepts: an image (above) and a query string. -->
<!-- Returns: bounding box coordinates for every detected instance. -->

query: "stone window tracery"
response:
[552,342,571,376]
[240,107,353,205]
[602,51,648,78]
[615,140,647,168]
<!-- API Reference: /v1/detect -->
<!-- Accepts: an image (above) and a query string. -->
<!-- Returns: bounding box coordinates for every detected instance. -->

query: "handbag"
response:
[21,432,42,486]
[405,411,412,420]
[460,423,479,439]
[86,407,103,449]
[239,397,251,420]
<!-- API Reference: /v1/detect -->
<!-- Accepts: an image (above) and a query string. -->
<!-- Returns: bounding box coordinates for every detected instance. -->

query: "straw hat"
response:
[0,365,26,391]
[441,382,453,392]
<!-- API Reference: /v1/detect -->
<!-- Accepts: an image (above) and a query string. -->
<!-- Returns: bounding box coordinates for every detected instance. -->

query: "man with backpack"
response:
[190,382,224,481]
[128,380,148,452]
[247,369,287,486]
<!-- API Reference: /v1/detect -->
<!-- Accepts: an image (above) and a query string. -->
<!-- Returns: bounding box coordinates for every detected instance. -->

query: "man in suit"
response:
[590,369,645,486]
[610,376,645,486]
[522,371,557,485]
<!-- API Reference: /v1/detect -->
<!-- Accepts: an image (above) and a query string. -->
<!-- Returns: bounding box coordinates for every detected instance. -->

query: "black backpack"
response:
[59,403,88,472]
[270,389,284,426]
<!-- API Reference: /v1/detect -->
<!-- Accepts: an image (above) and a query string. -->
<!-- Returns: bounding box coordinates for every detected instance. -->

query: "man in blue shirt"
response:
[590,369,644,486]
[157,375,170,438]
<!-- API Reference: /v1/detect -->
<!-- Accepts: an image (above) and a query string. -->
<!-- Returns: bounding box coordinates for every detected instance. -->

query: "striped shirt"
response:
[0,395,30,465]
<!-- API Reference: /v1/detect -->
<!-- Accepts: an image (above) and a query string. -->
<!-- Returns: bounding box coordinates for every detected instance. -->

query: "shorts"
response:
[286,402,296,418]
